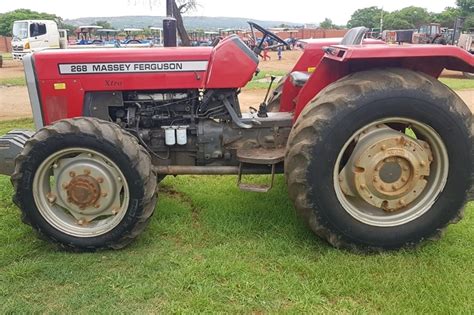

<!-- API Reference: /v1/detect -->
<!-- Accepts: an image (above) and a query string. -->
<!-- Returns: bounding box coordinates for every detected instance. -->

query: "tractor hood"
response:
[31,35,258,91]
[26,35,259,126]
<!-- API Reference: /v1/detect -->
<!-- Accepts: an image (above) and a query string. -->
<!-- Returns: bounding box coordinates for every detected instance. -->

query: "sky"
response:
[0,0,457,25]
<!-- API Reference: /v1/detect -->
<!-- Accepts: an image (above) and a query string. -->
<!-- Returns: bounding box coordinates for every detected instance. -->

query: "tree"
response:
[395,6,431,28]
[347,6,386,29]
[457,0,474,13]
[381,6,431,30]
[0,8,60,36]
[383,14,414,30]
[60,23,77,35]
[319,18,336,29]
[433,7,461,28]
[95,20,113,29]
[172,0,197,46]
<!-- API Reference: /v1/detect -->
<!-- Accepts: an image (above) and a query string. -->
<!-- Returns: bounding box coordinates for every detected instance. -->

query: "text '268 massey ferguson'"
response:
[1,23,473,252]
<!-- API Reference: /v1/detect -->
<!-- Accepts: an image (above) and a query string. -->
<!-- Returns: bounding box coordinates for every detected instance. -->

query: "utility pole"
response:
[380,7,384,33]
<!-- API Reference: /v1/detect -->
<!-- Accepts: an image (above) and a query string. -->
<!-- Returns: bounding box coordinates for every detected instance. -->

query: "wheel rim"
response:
[333,118,449,227]
[33,148,130,238]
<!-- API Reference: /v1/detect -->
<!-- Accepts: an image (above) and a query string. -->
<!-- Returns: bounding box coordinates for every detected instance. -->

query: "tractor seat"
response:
[288,27,370,88]
[289,71,311,87]
[340,27,369,46]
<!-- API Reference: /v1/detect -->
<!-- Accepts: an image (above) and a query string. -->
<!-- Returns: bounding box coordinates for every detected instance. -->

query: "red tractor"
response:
[1,23,473,252]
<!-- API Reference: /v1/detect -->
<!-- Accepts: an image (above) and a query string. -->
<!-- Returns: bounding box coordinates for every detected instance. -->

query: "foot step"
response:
[236,147,285,193]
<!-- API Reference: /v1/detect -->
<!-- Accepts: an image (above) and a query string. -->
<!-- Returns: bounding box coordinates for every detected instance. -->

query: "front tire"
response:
[285,68,473,251]
[12,118,157,251]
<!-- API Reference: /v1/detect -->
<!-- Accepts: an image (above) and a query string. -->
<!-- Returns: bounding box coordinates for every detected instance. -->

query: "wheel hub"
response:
[51,153,124,222]
[66,175,101,209]
[339,125,433,212]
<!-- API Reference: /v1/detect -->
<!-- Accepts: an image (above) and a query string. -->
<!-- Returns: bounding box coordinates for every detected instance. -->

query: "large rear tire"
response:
[285,68,473,251]
[12,117,157,251]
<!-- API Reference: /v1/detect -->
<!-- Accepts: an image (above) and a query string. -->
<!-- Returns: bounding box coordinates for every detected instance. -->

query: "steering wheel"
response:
[248,22,289,56]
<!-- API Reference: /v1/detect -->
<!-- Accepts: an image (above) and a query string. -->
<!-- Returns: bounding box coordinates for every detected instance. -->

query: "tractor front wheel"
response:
[12,117,157,251]
[285,68,473,251]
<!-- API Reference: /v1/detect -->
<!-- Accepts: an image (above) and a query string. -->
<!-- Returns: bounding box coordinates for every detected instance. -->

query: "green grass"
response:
[245,81,274,90]
[440,77,474,90]
[0,77,26,87]
[1,52,12,60]
[0,118,33,135]
[245,70,287,90]
[253,70,287,81]
[0,119,473,313]
[246,72,474,91]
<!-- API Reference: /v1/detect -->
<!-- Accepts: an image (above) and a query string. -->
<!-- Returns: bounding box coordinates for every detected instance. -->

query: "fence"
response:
[0,36,12,52]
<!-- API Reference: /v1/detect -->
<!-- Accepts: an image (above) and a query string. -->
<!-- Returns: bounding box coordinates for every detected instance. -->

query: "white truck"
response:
[11,20,67,60]
[457,33,474,79]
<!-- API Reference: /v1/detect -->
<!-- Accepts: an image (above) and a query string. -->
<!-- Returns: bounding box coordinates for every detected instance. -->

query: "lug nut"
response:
[47,194,56,204]
[53,163,59,169]
[381,145,386,151]
[420,161,426,167]
[401,177,407,183]
[399,199,406,206]
[360,184,366,190]
[102,192,108,198]
[117,177,122,182]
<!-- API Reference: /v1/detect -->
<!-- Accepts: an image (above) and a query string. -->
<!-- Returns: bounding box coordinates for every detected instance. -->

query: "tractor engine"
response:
[91,89,289,167]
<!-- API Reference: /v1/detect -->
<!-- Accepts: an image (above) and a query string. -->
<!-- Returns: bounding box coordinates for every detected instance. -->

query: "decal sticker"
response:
[59,61,208,74]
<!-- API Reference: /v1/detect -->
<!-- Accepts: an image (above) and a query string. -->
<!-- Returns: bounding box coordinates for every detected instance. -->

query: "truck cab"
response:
[11,20,60,60]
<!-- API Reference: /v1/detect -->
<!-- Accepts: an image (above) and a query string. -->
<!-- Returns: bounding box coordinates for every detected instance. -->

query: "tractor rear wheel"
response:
[285,68,473,251]
[12,117,157,251]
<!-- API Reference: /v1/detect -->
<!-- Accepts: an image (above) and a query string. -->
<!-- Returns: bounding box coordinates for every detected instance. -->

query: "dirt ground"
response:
[0,59,24,79]
[0,51,473,120]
